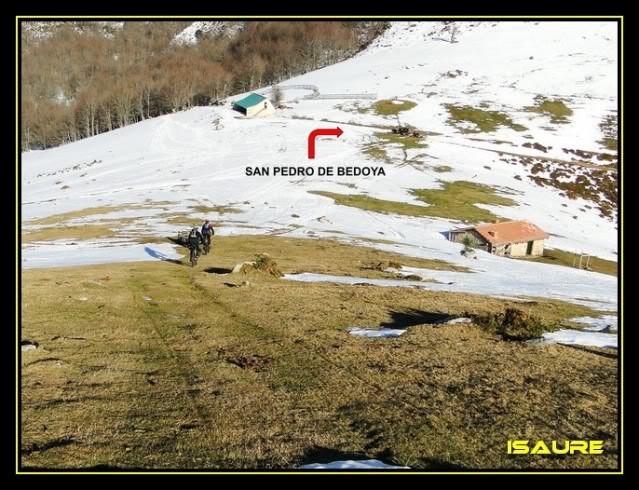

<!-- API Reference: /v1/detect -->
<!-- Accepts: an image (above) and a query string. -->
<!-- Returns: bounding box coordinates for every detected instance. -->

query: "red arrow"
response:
[308,127,343,159]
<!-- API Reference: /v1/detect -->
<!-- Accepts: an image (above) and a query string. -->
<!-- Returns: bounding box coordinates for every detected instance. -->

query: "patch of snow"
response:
[541,329,617,349]
[349,327,406,338]
[284,265,616,312]
[22,242,181,269]
[285,273,424,288]
[445,317,473,324]
[299,459,409,469]
[173,21,242,45]
[571,315,617,332]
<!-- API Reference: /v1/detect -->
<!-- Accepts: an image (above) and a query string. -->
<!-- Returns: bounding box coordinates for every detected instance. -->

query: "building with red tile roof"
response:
[449,220,548,257]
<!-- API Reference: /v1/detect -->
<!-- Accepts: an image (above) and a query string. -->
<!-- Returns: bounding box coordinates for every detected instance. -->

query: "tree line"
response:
[21,21,386,151]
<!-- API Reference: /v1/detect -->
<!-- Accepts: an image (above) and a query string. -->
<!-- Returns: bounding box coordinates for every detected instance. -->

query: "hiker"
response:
[201,220,215,254]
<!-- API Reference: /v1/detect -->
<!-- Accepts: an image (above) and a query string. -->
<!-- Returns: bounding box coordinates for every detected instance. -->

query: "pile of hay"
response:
[232,254,283,277]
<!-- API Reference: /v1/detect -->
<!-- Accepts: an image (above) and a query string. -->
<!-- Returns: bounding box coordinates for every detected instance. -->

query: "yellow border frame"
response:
[16,14,623,476]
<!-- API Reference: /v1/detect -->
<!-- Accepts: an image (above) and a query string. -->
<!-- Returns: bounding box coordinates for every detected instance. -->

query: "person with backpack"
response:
[187,227,204,266]
[201,220,215,255]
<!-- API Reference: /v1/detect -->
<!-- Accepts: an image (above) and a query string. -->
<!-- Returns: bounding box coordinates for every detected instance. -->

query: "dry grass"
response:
[207,235,469,277]
[25,202,207,236]
[22,221,169,246]
[525,248,617,277]
[132,236,170,245]
[363,145,389,162]
[21,236,617,470]
[375,131,426,150]
[189,205,243,214]
[500,152,617,220]
[22,225,117,243]
[26,202,180,227]
[27,206,129,226]
[140,200,176,207]
[599,114,618,152]
[162,214,200,227]
[234,254,284,277]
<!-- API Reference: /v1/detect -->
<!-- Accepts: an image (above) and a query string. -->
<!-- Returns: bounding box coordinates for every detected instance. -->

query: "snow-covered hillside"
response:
[172,21,243,45]
[21,21,618,313]
[21,20,125,40]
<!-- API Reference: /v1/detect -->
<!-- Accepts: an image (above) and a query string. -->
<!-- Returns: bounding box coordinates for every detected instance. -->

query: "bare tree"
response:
[199,62,232,104]
[245,53,266,90]
[112,81,134,127]
[21,20,381,149]
[450,24,459,44]
[270,85,283,107]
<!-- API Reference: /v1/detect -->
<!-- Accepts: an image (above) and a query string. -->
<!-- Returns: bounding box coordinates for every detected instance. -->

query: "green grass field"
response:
[372,99,417,116]
[525,96,573,124]
[311,181,515,223]
[446,105,528,133]
[375,131,427,150]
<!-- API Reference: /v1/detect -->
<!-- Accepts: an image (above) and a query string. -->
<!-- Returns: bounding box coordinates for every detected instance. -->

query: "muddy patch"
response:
[204,267,233,275]
[222,351,273,371]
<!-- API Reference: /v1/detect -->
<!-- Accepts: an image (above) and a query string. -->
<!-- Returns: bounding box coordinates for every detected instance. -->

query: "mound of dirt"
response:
[224,353,273,371]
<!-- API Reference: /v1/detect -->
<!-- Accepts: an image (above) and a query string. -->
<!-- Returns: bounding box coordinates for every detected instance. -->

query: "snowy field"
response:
[22,21,619,324]
[300,459,409,469]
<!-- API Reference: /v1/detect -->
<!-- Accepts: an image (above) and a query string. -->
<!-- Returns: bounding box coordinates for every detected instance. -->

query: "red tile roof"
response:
[471,220,547,245]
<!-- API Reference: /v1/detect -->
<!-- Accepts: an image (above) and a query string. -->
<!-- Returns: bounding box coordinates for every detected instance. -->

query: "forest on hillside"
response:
[21,21,387,151]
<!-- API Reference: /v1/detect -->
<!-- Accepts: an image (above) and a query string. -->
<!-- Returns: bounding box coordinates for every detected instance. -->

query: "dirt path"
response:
[124,274,221,463]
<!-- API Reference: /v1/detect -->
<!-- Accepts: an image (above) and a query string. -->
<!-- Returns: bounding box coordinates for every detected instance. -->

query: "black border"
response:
[15,15,623,476]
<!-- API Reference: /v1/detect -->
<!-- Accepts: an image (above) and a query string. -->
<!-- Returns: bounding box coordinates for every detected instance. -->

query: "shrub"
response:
[460,235,479,253]
[401,274,422,281]
[253,254,283,277]
[362,260,402,271]
[469,307,554,340]
[271,85,284,107]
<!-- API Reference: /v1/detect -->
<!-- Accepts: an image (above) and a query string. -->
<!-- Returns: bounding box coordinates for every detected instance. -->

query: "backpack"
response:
[188,229,200,245]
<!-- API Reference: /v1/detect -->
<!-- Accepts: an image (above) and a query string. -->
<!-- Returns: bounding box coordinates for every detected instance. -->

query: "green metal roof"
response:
[233,93,267,109]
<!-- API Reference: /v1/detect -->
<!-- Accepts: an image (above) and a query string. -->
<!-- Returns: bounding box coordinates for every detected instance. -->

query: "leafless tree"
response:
[271,85,283,107]
[20,21,380,150]
[450,24,459,44]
